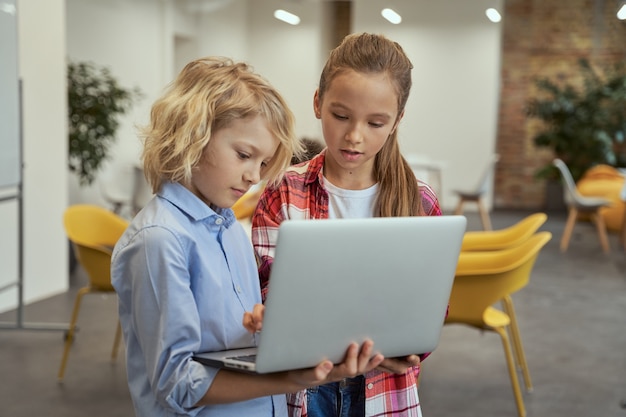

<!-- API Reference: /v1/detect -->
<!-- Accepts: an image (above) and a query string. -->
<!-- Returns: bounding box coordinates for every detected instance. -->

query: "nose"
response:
[345,122,364,144]
[243,166,262,185]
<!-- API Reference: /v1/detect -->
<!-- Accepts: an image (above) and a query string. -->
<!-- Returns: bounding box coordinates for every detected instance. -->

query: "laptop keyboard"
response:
[228,354,257,363]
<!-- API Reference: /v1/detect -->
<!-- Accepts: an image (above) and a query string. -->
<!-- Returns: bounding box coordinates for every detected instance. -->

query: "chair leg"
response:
[454,198,465,215]
[621,207,626,252]
[502,296,533,392]
[620,207,626,251]
[494,326,527,417]
[58,287,89,382]
[591,212,610,254]
[560,207,578,252]
[477,199,493,230]
[111,320,122,361]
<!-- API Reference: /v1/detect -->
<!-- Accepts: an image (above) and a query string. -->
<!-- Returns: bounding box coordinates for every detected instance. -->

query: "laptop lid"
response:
[193,215,466,374]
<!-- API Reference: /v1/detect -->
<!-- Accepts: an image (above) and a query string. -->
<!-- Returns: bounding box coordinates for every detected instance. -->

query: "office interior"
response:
[0,0,625,416]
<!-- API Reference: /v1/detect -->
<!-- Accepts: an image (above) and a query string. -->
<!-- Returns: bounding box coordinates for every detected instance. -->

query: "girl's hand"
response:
[286,340,384,388]
[242,303,264,333]
[376,354,421,374]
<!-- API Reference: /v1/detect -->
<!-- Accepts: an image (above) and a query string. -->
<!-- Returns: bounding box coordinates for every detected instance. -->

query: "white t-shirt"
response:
[323,176,378,219]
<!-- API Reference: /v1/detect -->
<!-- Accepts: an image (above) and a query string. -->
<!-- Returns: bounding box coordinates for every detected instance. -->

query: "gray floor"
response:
[0,210,625,417]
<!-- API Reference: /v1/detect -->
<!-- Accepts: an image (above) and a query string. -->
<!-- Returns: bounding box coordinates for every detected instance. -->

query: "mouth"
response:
[232,188,247,198]
[340,149,363,161]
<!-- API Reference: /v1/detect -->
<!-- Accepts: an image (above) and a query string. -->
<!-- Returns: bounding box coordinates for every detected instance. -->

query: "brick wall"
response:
[495,0,626,209]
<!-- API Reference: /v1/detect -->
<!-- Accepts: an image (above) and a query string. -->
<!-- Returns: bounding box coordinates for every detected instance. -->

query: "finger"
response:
[252,303,265,320]
[405,354,421,366]
[251,304,264,331]
[242,312,257,333]
[329,343,359,378]
[368,353,385,370]
[311,360,334,381]
[356,340,375,370]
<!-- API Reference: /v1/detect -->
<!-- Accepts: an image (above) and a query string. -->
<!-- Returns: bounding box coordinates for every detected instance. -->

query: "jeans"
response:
[307,376,365,417]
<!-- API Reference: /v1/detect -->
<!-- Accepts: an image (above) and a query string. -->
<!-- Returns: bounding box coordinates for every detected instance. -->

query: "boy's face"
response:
[186,115,278,209]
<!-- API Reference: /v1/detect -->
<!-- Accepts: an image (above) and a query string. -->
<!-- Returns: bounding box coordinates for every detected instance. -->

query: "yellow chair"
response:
[58,204,129,381]
[232,187,263,221]
[446,231,552,417]
[461,212,547,252]
[576,164,625,232]
[460,212,547,378]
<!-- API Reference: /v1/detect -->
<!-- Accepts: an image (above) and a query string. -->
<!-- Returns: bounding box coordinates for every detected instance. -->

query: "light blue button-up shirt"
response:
[112,181,287,417]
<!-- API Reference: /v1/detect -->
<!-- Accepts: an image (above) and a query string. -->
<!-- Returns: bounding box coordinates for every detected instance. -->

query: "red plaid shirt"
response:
[251,151,441,417]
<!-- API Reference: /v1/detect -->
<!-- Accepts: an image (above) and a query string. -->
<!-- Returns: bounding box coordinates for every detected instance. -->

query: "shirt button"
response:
[215,217,223,225]
[367,383,374,390]
[236,285,242,293]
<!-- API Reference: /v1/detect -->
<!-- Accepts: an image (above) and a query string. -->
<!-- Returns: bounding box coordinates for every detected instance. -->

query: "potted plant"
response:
[67,60,142,185]
[526,58,626,183]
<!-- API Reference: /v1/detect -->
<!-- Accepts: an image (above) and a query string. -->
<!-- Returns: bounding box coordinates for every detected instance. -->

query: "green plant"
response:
[526,58,626,182]
[68,60,142,185]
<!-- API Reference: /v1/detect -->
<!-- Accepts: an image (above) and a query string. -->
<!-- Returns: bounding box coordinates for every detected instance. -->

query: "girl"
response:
[250,33,442,417]
[111,57,384,417]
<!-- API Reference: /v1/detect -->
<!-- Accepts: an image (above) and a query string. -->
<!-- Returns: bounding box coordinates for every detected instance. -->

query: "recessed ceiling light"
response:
[274,9,300,25]
[381,8,402,25]
[617,4,626,20]
[485,8,502,23]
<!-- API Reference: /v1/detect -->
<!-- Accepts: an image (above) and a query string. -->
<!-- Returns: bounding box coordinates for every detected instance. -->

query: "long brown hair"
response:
[318,33,423,216]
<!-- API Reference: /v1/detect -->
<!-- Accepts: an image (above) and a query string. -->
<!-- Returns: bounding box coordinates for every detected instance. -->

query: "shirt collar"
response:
[303,150,326,186]
[158,181,236,227]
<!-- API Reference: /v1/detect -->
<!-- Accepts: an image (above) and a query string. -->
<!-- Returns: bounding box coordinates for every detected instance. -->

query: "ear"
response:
[390,109,405,135]
[313,89,322,119]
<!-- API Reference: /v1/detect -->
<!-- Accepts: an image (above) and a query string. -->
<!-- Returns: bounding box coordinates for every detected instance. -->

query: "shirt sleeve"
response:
[251,184,286,301]
[125,225,215,413]
[418,181,442,216]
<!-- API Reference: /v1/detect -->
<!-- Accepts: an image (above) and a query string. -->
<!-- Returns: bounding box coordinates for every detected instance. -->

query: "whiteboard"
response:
[0,0,21,189]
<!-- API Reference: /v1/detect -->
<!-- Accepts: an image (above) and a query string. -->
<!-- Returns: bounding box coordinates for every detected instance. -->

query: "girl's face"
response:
[314,69,403,189]
[186,115,279,209]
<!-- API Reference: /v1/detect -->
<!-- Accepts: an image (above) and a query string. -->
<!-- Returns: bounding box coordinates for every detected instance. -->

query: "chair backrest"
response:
[64,205,129,290]
[64,204,129,248]
[553,158,581,204]
[474,154,500,194]
[71,244,116,290]
[447,231,552,327]
[461,212,547,251]
[232,184,264,221]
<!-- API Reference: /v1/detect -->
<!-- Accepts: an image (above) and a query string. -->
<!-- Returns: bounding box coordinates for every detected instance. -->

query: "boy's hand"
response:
[287,340,384,389]
[242,303,264,333]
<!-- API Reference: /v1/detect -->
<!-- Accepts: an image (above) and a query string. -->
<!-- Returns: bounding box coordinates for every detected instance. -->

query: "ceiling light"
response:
[274,9,300,25]
[485,8,501,23]
[381,8,402,25]
[618,4,626,20]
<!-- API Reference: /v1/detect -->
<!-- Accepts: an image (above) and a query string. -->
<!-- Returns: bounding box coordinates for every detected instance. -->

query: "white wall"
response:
[246,0,327,140]
[0,0,68,313]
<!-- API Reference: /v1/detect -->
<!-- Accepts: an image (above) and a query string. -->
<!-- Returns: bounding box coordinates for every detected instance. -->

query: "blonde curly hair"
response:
[141,57,303,193]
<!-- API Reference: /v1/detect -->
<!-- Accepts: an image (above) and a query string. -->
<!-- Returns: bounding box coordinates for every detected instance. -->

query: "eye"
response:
[237,151,250,160]
[332,113,348,121]
[369,122,384,128]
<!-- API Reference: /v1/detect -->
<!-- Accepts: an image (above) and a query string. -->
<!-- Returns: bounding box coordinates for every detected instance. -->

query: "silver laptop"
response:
[193,215,467,374]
